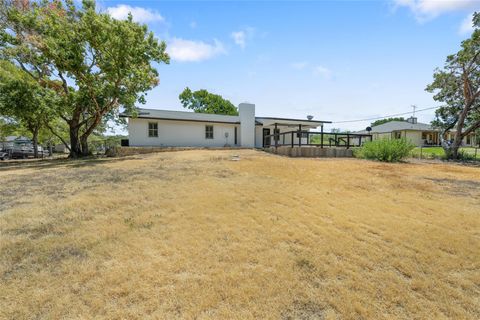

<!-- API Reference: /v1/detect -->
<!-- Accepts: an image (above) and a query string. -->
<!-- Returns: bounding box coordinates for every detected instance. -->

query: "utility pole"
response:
[411,105,417,117]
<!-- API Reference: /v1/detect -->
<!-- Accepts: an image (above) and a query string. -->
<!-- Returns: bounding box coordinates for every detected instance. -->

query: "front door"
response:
[263,128,271,147]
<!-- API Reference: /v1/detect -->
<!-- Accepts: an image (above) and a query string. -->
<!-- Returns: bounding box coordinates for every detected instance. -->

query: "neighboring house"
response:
[54,144,70,153]
[356,117,477,147]
[120,103,330,148]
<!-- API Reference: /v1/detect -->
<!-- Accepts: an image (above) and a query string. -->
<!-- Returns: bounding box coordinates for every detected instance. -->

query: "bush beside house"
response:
[356,138,415,162]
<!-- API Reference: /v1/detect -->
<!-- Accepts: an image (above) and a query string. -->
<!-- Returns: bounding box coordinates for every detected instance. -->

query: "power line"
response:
[331,106,437,124]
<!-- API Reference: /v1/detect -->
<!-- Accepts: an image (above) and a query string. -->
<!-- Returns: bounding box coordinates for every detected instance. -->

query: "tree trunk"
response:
[80,135,89,157]
[68,122,82,158]
[441,131,462,160]
[32,126,39,158]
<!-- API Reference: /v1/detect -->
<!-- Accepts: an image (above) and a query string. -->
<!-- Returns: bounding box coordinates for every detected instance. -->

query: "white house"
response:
[121,103,331,148]
[356,117,477,147]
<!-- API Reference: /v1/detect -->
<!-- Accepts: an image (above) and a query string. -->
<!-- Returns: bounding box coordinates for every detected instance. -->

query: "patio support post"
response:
[298,124,302,147]
[274,123,278,148]
[347,134,350,149]
[320,125,324,148]
[291,131,294,148]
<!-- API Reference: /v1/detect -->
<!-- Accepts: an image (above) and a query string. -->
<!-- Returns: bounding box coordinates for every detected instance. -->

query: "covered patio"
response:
[255,117,331,148]
[257,117,372,150]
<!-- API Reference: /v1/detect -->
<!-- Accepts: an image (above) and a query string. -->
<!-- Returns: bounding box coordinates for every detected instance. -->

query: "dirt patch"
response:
[282,300,327,320]
[424,177,480,197]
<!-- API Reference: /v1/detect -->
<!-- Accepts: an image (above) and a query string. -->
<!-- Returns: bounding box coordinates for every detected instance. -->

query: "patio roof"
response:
[255,117,331,128]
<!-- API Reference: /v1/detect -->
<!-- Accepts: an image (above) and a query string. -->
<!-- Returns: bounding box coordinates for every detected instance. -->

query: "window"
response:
[393,131,402,139]
[466,135,471,145]
[148,122,158,137]
[205,125,214,139]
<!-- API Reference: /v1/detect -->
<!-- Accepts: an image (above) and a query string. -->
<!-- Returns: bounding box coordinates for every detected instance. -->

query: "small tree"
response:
[179,87,238,115]
[0,61,57,157]
[427,12,480,159]
[0,0,169,158]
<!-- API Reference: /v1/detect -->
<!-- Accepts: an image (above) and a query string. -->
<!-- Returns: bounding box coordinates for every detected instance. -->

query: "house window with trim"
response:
[148,122,158,137]
[205,125,214,139]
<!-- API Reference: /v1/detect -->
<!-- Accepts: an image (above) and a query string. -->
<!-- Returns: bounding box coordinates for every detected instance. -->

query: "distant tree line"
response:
[370,117,405,127]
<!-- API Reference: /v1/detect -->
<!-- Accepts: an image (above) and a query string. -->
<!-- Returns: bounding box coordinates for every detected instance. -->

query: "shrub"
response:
[457,149,477,161]
[356,138,415,162]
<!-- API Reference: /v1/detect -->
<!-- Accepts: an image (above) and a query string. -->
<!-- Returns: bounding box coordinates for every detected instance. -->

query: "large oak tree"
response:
[0,0,169,157]
[427,12,480,159]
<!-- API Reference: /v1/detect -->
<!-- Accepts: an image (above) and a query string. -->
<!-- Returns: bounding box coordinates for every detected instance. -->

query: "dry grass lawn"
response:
[0,150,479,319]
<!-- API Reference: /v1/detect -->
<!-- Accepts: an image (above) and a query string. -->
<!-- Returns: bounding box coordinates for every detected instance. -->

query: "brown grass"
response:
[1,150,479,319]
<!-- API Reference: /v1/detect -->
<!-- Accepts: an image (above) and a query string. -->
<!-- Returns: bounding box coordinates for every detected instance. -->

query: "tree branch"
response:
[16,60,38,81]
[58,72,69,95]
[462,119,480,137]
[44,122,71,152]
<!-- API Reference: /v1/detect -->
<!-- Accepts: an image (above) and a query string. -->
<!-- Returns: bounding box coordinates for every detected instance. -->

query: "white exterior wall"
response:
[255,126,263,148]
[404,131,423,146]
[128,118,238,147]
[239,103,255,147]
[374,131,424,146]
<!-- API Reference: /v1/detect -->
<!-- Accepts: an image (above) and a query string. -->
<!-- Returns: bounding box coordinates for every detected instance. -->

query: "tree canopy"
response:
[427,12,480,159]
[179,87,238,115]
[0,0,169,157]
[371,117,405,127]
[0,60,58,156]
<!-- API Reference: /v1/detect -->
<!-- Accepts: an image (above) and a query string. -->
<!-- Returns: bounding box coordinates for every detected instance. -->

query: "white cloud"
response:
[291,61,309,70]
[167,38,226,62]
[107,4,164,23]
[231,27,255,49]
[393,0,478,21]
[459,13,475,34]
[231,31,247,49]
[313,66,332,79]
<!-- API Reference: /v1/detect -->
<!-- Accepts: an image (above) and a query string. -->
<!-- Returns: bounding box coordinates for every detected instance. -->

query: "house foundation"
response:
[265,146,354,158]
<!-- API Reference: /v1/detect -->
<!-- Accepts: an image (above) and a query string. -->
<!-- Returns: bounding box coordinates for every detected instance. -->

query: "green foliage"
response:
[457,149,478,161]
[426,12,480,159]
[356,138,415,162]
[371,117,405,127]
[0,60,60,155]
[0,0,169,157]
[179,87,238,115]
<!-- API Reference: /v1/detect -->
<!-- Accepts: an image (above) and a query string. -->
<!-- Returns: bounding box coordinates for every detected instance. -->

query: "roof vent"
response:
[307,115,314,121]
[406,116,417,124]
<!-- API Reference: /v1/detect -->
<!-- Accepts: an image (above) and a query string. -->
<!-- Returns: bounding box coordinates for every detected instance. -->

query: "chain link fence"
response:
[409,147,479,161]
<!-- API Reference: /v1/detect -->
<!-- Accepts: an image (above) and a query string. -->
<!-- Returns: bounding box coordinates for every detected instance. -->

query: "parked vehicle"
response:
[9,146,49,159]
[0,150,10,160]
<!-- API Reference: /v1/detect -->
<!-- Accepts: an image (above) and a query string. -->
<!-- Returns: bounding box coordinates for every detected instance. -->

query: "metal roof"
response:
[364,121,435,133]
[121,108,331,127]
[120,108,241,124]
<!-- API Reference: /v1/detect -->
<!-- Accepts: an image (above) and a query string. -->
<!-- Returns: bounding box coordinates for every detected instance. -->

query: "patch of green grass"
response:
[410,147,480,160]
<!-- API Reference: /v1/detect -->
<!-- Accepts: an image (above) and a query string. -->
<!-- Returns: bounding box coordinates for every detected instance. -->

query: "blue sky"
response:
[100,0,479,131]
